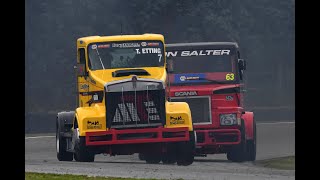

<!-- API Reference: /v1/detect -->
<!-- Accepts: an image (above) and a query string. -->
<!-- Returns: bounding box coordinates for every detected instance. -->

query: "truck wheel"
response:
[176,131,195,166]
[161,144,177,164]
[73,129,95,162]
[138,153,145,160]
[227,120,247,162]
[56,120,73,161]
[246,120,256,161]
[145,153,161,164]
[162,153,176,164]
[139,153,146,161]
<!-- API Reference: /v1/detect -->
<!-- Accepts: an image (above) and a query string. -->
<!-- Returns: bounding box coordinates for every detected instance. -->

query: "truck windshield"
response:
[166,48,238,84]
[88,41,165,70]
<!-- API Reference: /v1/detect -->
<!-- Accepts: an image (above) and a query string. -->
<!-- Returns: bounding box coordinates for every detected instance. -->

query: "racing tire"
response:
[161,143,177,164]
[138,153,146,160]
[246,120,256,161]
[227,120,247,162]
[56,119,73,161]
[176,131,195,166]
[145,154,161,164]
[74,136,95,162]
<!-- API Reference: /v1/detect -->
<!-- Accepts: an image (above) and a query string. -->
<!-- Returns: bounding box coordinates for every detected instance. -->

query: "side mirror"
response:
[74,64,87,77]
[166,58,174,73]
[238,59,246,70]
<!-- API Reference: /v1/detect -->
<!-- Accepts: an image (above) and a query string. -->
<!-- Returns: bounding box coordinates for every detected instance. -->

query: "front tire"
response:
[145,153,161,164]
[161,143,177,164]
[176,131,195,166]
[73,131,95,162]
[246,120,256,161]
[138,153,145,160]
[227,120,247,162]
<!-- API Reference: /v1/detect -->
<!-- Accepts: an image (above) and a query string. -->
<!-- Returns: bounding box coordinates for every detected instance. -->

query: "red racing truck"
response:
[165,42,256,162]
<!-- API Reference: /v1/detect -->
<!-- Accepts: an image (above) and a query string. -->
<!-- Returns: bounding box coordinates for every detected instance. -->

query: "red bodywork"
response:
[85,127,189,146]
[169,80,254,154]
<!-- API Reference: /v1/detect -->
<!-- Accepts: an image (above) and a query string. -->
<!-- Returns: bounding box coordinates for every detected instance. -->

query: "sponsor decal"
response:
[166,49,230,57]
[112,43,140,48]
[180,76,186,81]
[87,121,102,129]
[91,44,97,49]
[169,116,185,125]
[80,84,89,90]
[147,42,160,46]
[141,48,161,54]
[174,73,207,83]
[175,91,198,97]
[226,95,234,101]
[141,42,147,46]
[98,44,110,48]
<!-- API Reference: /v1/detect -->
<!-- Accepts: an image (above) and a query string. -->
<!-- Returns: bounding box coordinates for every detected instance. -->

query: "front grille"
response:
[106,89,165,128]
[171,96,211,124]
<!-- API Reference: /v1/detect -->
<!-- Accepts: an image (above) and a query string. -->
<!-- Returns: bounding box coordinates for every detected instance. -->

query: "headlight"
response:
[220,114,237,126]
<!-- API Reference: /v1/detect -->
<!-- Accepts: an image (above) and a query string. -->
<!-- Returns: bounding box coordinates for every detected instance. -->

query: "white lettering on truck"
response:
[174,91,198,96]
[166,49,230,57]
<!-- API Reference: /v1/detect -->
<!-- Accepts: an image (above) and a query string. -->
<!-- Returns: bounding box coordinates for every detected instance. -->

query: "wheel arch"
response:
[242,111,255,140]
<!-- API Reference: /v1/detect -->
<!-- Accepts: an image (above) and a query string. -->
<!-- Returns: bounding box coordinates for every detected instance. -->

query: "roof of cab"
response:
[77,33,164,44]
[166,42,239,48]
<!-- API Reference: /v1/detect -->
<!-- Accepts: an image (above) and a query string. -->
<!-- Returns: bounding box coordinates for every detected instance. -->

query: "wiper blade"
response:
[198,78,228,84]
[95,48,105,69]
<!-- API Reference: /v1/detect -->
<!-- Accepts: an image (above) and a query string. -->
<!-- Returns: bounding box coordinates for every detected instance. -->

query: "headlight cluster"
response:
[220,114,238,126]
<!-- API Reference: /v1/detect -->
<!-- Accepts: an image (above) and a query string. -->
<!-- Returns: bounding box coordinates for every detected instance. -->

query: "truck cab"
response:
[56,34,195,165]
[166,42,256,162]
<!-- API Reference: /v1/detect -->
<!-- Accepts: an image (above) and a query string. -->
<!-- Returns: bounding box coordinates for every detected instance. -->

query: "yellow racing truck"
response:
[56,34,195,165]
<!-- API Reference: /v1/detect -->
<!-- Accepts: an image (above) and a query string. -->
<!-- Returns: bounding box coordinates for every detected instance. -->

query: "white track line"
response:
[25,136,55,139]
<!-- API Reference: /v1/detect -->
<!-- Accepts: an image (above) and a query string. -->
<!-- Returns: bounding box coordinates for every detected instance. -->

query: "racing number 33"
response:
[226,73,235,80]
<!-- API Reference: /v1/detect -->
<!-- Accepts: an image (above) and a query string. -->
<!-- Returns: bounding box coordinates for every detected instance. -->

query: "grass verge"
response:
[257,156,295,170]
[25,172,164,180]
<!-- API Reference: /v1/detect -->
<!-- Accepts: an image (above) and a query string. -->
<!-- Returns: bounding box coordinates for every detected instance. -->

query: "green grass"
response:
[25,172,164,180]
[257,156,295,170]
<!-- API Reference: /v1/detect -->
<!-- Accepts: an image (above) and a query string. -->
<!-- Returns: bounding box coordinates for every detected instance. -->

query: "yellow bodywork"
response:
[74,34,193,136]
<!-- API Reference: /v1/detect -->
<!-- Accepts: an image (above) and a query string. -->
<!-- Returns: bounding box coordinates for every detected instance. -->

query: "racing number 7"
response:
[158,54,162,62]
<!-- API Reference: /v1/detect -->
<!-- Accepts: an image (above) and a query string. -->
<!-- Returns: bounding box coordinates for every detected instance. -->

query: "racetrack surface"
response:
[25,122,295,180]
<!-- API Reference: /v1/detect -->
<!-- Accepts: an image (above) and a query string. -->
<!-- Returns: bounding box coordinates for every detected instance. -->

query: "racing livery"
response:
[56,34,195,165]
[165,42,256,162]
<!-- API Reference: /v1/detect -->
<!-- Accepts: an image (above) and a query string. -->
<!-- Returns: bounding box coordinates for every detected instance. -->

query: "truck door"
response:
[77,48,90,107]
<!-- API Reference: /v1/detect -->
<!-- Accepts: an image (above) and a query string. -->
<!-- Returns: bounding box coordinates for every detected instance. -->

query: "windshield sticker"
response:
[147,42,160,46]
[112,43,140,48]
[174,73,207,83]
[91,44,97,49]
[226,73,235,80]
[98,44,110,48]
[141,48,161,54]
[166,50,230,57]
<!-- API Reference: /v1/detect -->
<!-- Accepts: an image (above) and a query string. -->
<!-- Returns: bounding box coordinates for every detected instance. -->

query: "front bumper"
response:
[85,127,189,146]
[196,129,241,146]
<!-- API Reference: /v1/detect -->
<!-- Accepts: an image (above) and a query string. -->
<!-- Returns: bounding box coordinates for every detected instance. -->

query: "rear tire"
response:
[73,135,95,162]
[176,131,195,166]
[56,120,73,161]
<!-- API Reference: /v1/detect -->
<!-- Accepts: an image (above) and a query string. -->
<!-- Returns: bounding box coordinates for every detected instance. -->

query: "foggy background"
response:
[25,0,295,133]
